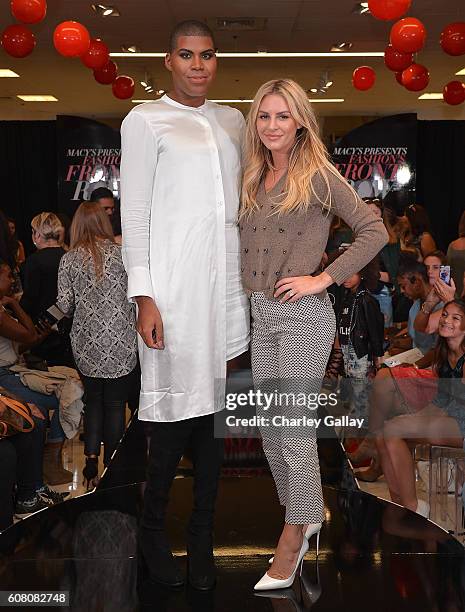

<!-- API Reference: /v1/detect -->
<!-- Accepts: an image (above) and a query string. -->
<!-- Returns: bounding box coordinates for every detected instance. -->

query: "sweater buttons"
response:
[253,226,257,232]
[263,227,266,231]
[288,268,292,272]
[283,250,287,254]
[261,271,265,275]
[244,248,248,253]
[297,231,302,235]
[240,268,244,272]
[279,228,285,233]
[253,271,257,276]
[264,248,268,254]
[275,271,280,276]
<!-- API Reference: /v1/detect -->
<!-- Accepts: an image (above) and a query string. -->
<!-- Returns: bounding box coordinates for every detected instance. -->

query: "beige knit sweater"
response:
[240,170,388,299]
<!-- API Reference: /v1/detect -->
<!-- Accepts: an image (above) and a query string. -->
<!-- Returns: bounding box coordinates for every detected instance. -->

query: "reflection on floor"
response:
[1,415,465,611]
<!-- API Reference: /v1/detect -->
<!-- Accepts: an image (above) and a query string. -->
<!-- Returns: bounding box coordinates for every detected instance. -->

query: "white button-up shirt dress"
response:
[120,95,250,422]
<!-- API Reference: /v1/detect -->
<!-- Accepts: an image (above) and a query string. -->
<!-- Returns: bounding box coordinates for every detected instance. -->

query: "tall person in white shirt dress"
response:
[120,21,249,590]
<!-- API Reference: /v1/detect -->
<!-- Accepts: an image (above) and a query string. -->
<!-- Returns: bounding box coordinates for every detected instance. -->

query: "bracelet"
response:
[420,302,433,315]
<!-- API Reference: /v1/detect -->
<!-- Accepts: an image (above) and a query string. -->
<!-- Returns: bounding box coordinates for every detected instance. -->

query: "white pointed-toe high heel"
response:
[254,537,309,591]
[269,522,321,564]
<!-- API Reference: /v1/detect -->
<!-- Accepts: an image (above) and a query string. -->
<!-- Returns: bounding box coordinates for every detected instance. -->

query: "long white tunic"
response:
[120,95,250,422]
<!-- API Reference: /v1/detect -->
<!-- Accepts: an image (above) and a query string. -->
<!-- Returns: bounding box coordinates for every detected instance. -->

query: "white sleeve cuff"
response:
[127,266,155,301]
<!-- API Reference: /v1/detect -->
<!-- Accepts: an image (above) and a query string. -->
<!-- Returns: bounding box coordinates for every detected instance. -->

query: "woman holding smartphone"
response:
[57,202,137,488]
[239,79,388,591]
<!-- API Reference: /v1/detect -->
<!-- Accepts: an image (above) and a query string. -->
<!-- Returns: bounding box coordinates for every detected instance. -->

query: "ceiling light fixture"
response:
[418,93,443,100]
[331,42,353,52]
[91,4,120,17]
[17,95,58,102]
[122,45,139,53]
[0,69,19,78]
[352,2,370,15]
[111,51,383,58]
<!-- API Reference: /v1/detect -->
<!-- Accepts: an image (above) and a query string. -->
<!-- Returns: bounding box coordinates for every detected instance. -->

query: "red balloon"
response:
[401,63,429,91]
[440,22,465,56]
[384,44,413,71]
[390,17,426,53]
[352,66,376,91]
[1,24,35,57]
[81,38,109,70]
[443,81,465,105]
[368,0,411,21]
[94,60,118,84]
[53,21,90,58]
[11,0,46,24]
[395,71,404,85]
[112,75,135,99]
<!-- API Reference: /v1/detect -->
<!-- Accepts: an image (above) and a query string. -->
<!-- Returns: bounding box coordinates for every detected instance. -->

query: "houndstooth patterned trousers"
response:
[250,291,336,524]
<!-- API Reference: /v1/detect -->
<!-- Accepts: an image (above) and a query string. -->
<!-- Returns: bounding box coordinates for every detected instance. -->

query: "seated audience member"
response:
[389,255,443,357]
[0,399,65,521]
[372,300,465,517]
[424,250,446,286]
[57,202,137,489]
[20,213,72,367]
[404,204,436,261]
[7,218,25,266]
[447,211,465,297]
[0,260,72,488]
[90,187,122,244]
[0,210,22,296]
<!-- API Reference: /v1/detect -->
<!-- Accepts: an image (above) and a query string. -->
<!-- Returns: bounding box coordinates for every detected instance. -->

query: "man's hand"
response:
[135,296,164,350]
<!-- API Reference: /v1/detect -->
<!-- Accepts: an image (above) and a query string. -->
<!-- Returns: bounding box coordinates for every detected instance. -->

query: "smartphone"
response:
[439,265,451,284]
[37,304,66,328]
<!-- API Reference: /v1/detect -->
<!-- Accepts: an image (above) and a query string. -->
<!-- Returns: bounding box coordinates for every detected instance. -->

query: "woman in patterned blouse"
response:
[57,202,137,488]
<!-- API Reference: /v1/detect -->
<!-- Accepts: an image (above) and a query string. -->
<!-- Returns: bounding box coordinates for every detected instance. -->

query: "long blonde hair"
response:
[70,201,114,278]
[240,78,357,219]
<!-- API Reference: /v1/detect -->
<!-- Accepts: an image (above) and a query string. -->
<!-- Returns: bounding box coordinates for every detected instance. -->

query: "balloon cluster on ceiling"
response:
[352,0,465,105]
[1,0,135,100]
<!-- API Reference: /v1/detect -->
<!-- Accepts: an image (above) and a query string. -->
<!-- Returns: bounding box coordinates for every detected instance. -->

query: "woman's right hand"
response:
[135,296,164,350]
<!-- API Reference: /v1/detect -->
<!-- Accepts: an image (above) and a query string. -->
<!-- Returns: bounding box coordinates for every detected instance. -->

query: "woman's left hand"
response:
[274,272,333,303]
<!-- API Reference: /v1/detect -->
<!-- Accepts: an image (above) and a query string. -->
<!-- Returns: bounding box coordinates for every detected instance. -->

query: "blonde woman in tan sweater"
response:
[239,78,388,591]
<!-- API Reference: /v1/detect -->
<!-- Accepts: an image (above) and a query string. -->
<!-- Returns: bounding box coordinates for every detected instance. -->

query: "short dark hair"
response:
[90,187,113,202]
[424,250,446,265]
[397,253,428,283]
[169,20,216,52]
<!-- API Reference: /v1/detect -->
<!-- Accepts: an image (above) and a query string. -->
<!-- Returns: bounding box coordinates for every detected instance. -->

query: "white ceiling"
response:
[1,0,465,120]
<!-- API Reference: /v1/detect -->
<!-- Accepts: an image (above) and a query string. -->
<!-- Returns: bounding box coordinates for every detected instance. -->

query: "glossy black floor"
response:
[1,413,465,611]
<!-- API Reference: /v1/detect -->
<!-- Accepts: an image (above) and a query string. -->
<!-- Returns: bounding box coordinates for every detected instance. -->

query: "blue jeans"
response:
[341,344,371,423]
[371,285,392,328]
[0,367,64,442]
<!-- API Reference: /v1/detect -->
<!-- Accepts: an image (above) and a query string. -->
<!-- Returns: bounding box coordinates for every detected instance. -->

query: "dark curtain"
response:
[416,120,465,252]
[0,121,57,254]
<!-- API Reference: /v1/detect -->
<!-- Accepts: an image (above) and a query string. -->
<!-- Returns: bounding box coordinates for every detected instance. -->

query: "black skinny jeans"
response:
[80,370,133,465]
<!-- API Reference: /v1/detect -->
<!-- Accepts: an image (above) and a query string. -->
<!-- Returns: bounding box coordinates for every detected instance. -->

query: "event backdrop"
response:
[331,113,417,213]
[56,115,121,219]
